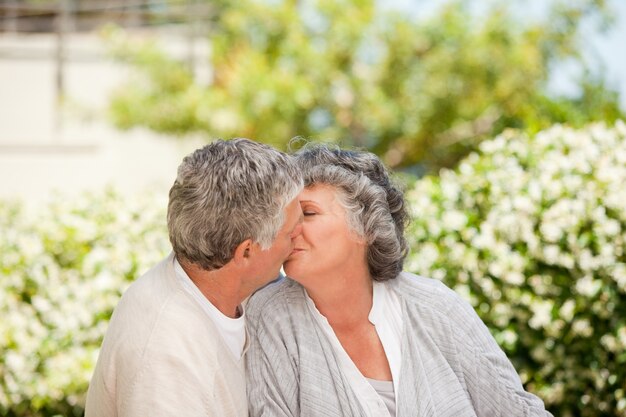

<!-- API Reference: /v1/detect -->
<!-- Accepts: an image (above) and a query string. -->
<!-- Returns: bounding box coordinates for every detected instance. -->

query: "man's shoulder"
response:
[108,255,179,331]
[120,254,176,301]
[100,254,222,362]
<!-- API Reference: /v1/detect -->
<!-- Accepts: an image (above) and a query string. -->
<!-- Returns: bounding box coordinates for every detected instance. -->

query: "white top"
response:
[305,281,403,417]
[366,378,396,417]
[85,253,247,417]
[174,258,247,360]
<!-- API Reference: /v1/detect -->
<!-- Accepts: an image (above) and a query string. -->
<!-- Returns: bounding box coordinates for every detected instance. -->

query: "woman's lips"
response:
[289,248,305,257]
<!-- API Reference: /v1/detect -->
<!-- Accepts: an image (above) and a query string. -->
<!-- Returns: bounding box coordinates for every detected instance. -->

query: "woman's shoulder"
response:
[391,271,469,315]
[246,276,305,318]
[392,271,489,337]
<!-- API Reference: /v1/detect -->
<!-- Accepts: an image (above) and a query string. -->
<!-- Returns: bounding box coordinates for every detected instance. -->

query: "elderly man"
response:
[85,138,303,416]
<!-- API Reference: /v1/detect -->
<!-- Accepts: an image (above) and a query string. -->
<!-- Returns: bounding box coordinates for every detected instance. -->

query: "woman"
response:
[245,144,551,417]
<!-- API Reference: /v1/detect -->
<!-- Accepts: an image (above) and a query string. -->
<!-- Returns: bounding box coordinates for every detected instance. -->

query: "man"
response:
[85,138,303,416]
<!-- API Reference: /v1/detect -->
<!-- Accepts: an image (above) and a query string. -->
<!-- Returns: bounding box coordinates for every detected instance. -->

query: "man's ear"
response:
[232,239,253,266]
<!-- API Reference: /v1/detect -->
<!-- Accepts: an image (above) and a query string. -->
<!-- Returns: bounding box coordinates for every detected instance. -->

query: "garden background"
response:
[1,0,625,415]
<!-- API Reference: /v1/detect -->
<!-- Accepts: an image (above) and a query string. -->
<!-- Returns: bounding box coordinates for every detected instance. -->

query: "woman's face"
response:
[283,184,367,289]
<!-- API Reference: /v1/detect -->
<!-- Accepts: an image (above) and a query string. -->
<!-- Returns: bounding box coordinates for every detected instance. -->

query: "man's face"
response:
[249,197,303,288]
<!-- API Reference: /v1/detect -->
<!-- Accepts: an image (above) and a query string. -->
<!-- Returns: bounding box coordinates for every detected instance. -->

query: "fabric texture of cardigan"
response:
[245,272,552,417]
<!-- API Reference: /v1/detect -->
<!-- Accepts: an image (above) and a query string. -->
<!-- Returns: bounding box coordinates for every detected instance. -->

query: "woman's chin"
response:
[283,263,303,282]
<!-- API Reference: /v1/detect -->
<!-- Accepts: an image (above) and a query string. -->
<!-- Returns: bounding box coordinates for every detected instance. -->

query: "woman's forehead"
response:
[300,183,338,199]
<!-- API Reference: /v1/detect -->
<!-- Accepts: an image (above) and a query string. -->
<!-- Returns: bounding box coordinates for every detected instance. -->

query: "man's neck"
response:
[180,261,244,319]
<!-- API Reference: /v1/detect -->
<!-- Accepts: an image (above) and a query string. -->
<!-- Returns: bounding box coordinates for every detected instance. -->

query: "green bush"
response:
[0,189,169,416]
[406,121,626,416]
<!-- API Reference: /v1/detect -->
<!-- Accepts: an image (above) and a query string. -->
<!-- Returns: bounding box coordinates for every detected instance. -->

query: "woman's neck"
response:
[305,266,374,329]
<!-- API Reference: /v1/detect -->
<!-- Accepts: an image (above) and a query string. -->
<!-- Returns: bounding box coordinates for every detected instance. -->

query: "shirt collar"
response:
[368,281,387,325]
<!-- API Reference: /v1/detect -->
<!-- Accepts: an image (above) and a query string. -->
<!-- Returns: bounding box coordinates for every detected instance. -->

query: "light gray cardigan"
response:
[245,272,552,417]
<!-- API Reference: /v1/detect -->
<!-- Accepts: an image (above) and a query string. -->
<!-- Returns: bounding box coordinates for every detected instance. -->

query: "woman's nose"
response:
[290,223,303,239]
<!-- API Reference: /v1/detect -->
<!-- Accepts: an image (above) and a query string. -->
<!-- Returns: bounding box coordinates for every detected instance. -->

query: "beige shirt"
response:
[85,253,247,417]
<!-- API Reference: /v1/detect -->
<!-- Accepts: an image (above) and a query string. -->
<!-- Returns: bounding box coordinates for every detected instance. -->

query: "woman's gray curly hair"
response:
[293,144,409,282]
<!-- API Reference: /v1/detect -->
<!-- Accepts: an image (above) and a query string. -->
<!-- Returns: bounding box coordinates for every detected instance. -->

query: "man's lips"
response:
[289,248,305,257]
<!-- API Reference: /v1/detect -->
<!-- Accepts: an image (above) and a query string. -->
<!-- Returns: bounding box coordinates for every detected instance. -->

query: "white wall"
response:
[0,31,208,204]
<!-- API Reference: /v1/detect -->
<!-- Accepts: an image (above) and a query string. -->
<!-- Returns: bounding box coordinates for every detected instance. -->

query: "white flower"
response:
[578,249,601,272]
[543,245,560,264]
[480,134,507,153]
[540,222,563,242]
[612,264,626,292]
[502,329,518,345]
[571,319,593,337]
[432,268,446,281]
[442,210,467,231]
[529,300,553,330]
[513,195,535,213]
[5,352,26,374]
[559,299,576,322]
[413,242,439,271]
[503,271,525,286]
[600,334,618,352]
[601,219,621,237]
[488,262,504,278]
[440,175,461,200]
[575,275,602,297]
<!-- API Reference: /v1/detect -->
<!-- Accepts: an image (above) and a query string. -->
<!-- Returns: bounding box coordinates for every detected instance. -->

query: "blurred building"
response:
[0,0,210,203]
[0,0,195,33]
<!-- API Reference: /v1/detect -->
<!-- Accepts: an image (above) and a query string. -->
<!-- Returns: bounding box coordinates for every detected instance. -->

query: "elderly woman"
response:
[245,144,551,417]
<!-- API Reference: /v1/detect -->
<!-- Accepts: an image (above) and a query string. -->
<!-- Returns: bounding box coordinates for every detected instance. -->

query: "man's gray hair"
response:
[168,138,302,270]
[294,144,409,282]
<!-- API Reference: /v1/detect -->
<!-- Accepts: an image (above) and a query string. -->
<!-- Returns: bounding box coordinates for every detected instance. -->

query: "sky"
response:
[581,1,626,109]
[545,0,626,109]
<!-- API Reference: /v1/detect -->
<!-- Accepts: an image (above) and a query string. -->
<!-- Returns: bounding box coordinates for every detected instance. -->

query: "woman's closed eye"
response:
[300,200,320,216]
